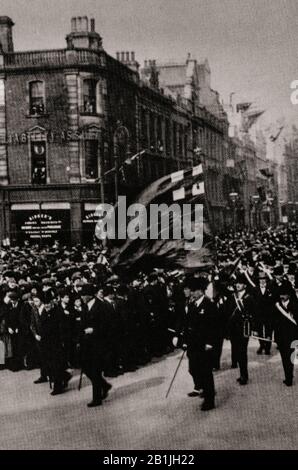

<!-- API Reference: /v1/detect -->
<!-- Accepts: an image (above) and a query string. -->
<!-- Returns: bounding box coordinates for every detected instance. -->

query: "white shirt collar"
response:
[87,298,96,310]
[195,295,205,307]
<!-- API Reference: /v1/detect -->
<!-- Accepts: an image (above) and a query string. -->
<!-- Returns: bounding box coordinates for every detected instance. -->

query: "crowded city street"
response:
[1,0,298,455]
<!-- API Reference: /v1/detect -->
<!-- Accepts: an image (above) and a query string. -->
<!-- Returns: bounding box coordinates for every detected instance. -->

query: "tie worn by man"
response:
[173,276,217,411]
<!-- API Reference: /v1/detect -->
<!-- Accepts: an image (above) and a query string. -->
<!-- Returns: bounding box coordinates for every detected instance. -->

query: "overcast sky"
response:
[1,0,298,128]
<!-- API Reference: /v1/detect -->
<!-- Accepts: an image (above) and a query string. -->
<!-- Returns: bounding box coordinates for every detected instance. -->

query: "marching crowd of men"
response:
[0,225,298,410]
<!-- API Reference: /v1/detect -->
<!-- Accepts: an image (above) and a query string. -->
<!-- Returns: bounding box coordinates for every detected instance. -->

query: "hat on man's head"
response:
[80,284,95,297]
[234,273,248,285]
[7,290,20,301]
[274,266,284,276]
[278,283,292,297]
[187,276,209,292]
[41,291,54,305]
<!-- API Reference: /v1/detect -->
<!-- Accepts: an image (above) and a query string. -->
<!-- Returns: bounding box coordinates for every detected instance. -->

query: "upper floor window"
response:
[85,139,98,179]
[31,140,47,184]
[83,79,97,114]
[29,81,45,116]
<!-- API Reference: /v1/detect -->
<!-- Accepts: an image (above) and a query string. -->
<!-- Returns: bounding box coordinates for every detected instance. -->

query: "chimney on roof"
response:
[0,16,14,53]
[66,16,102,50]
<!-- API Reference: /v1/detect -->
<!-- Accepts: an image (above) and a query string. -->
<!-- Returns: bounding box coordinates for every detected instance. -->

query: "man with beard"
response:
[80,284,112,407]
[173,276,217,411]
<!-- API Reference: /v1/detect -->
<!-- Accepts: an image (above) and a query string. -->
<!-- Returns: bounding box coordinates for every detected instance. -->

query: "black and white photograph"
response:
[0,0,298,457]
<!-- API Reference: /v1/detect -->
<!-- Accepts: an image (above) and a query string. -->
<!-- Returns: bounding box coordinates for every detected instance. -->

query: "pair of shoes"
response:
[34,376,48,384]
[87,400,102,408]
[187,390,201,397]
[201,401,215,411]
[237,377,248,385]
[102,382,112,400]
[51,389,65,396]
[283,379,293,387]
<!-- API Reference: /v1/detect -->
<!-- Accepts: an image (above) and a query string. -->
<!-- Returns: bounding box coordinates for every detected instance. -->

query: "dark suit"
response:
[41,306,68,392]
[30,304,50,379]
[178,296,217,404]
[6,301,25,370]
[226,291,254,380]
[80,297,113,402]
[253,286,274,353]
[274,299,298,383]
[56,303,75,367]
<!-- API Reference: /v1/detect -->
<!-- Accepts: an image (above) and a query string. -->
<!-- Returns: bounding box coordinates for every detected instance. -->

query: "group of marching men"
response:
[0,226,298,409]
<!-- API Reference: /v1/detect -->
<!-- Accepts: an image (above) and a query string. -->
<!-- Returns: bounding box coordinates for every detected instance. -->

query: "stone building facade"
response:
[0,15,230,245]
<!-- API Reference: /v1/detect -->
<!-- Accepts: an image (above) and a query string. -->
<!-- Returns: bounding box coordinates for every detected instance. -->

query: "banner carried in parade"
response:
[110,163,214,270]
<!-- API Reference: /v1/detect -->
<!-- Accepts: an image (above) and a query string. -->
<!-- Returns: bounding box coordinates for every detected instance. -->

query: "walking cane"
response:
[165,349,186,398]
[78,369,83,391]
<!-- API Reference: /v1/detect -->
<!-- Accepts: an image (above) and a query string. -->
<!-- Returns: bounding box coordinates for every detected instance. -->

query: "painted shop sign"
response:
[12,210,71,244]
[1,129,102,145]
[82,207,100,244]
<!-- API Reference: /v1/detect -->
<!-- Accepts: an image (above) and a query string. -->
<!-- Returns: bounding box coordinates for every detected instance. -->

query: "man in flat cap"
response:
[173,276,217,411]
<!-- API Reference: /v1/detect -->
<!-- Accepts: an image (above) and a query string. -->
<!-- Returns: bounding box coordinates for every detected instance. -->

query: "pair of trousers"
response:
[230,334,249,380]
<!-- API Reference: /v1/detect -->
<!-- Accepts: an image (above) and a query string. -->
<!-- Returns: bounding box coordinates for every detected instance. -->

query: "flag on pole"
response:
[110,163,214,271]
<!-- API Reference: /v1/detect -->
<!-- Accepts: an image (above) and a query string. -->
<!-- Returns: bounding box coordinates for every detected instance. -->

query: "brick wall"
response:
[5,70,69,184]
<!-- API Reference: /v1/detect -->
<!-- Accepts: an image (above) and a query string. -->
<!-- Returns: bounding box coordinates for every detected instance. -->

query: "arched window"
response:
[29,81,45,115]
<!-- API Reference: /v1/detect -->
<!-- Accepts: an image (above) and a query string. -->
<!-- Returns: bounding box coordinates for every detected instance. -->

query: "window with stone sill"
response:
[82,79,97,115]
[29,81,45,116]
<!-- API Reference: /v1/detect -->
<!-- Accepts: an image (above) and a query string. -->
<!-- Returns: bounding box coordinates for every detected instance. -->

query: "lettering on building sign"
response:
[0,129,101,145]
[12,210,71,244]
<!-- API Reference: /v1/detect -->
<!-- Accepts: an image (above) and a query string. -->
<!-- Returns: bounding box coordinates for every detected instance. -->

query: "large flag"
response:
[110,163,214,271]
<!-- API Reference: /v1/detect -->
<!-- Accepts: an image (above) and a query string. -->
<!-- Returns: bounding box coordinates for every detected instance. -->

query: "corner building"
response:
[0,16,229,245]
